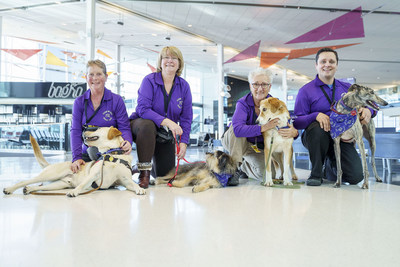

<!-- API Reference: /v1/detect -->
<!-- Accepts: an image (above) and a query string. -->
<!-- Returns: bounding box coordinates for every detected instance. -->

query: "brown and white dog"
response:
[3,126,145,197]
[257,97,297,186]
[155,150,236,193]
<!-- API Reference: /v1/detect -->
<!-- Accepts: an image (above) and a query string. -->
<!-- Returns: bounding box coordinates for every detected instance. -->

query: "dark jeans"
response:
[301,121,363,184]
[130,118,175,177]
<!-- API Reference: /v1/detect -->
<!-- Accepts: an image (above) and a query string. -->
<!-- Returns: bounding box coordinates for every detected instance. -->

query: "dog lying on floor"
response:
[330,84,388,189]
[256,97,297,187]
[3,126,145,197]
[154,150,236,193]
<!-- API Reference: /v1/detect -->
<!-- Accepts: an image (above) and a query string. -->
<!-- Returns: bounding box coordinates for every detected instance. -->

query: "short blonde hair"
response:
[87,59,107,76]
[156,46,184,76]
[248,67,273,84]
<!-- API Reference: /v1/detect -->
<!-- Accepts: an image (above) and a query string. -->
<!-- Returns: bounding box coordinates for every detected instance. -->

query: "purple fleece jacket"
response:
[130,72,193,144]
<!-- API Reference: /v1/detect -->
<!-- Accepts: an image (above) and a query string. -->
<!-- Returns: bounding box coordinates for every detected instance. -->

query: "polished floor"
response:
[1,147,400,267]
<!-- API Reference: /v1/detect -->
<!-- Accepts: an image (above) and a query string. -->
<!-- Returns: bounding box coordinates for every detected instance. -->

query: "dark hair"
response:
[315,48,338,64]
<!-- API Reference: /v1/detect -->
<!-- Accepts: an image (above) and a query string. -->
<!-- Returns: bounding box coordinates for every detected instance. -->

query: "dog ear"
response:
[218,153,229,169]
[269,98,280,113]
[107,126,122,140]
[348,84,359,92]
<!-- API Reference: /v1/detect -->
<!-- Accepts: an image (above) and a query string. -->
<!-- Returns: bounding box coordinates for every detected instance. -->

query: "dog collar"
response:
[213,172,232,187]
[276,119,291,130]
[331,101,357,116]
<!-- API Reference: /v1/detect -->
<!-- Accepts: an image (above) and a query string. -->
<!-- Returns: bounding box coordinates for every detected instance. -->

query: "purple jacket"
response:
[232,92,272,144]
[130,72,193,144]
[293,75,376,130]
[71,88,133,162]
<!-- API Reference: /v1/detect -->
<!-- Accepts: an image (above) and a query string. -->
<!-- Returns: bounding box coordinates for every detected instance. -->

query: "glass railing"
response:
[0,123,69,155]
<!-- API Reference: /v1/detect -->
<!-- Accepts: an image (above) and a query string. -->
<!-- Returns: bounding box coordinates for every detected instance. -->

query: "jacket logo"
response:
[103,110,113,121]
[177,98,183,109]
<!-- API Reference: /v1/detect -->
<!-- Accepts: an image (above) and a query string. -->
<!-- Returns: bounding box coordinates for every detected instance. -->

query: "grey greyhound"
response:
[329,84,388,189]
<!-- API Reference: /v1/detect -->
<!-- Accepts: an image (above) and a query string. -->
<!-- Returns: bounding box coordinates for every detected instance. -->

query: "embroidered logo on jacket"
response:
[177,97,183,109]
[103,110,113,121]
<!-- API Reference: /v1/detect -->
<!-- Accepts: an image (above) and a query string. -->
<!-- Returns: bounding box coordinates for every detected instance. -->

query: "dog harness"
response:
[329,101,357,139]
[96,154,132,171]
[213,172,232,187]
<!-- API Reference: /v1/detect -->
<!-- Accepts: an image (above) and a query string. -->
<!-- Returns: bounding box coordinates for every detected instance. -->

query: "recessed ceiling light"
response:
[188,24,192,27]
[151,33,157,36]
[231,70,235,73]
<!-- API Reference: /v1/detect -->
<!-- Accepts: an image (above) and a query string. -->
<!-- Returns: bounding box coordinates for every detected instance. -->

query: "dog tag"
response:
[251,144,261,153]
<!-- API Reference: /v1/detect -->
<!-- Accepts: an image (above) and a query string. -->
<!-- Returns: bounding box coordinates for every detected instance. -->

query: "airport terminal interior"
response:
[1,1,400,266]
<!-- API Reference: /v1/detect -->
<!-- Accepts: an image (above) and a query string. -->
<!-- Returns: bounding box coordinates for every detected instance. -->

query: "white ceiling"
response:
[1,0,400,91]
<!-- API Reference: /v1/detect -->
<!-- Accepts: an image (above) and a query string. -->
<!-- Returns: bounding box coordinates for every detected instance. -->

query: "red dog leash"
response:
[167,135,205,187]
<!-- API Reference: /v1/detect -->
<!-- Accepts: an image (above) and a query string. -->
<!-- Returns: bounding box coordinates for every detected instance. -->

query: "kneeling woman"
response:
[130,46,193,188]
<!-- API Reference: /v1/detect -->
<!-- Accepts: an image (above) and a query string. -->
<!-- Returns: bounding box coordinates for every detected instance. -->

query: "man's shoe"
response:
[306,176,322,186]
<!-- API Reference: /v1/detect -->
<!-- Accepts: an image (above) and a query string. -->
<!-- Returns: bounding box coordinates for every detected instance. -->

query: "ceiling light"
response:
[188,24,192,27]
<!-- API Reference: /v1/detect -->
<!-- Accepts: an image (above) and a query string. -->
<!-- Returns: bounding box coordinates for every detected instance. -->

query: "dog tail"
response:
[30,135,50,168]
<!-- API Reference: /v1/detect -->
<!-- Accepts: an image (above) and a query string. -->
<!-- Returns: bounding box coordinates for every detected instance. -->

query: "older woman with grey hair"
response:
[222,67,298,184]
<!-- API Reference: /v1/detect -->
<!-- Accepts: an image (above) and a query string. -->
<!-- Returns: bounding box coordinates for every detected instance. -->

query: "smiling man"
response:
[293,47,375,186]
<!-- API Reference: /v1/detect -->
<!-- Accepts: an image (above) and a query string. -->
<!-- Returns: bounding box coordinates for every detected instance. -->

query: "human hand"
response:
[120,140,132,155]
[316,113,330,131]
[162,119,183,138]
[71,159,85,173]
[177,142,187,160]
[278,123,299,138]
[358,107,372,125]
[261,118,280,132]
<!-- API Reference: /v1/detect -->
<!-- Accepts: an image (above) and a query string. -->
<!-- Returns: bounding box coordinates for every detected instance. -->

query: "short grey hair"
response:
[248,67,273,84]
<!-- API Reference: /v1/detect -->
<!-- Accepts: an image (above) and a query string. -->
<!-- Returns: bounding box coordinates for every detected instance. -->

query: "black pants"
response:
[301,121,363,184]
[130,118,175,177]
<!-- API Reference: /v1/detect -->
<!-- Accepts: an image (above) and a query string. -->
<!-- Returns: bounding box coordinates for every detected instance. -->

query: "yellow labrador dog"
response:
[257,97,296,187]
[3,126,145,197]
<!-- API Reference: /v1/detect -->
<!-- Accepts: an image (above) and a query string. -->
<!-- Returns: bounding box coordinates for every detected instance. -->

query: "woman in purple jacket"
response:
[70,59,133,173]
[130,46,193,188]
[222,67,298,183]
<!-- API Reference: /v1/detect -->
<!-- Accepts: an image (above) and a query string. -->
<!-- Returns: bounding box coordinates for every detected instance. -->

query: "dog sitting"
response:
[3,126,145,197]
[256,97,297,186]
[154,150,236,193]
[330,84,388,189]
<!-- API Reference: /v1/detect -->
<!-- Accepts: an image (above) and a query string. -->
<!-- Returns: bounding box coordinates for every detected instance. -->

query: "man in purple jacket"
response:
[293,48,376,186]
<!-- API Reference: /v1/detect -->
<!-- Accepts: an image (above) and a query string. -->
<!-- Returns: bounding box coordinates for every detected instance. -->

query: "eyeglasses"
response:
[251,83,271,89]
[162,56,179,61]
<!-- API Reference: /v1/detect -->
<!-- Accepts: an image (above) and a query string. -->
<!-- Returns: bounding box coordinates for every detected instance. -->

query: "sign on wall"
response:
[0,82,87,99]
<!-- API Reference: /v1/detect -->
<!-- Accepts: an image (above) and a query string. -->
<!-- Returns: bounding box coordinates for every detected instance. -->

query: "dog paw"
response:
[261,180,274,187]
[192,186,204,193]
[66,190,79,197]
[292,175,298,180]
[284,181,293,186]
[23,186,31,195]
[3,188,12,195]
[135,188,146,195]
[361,183,369,189]
[333,182,341,188]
